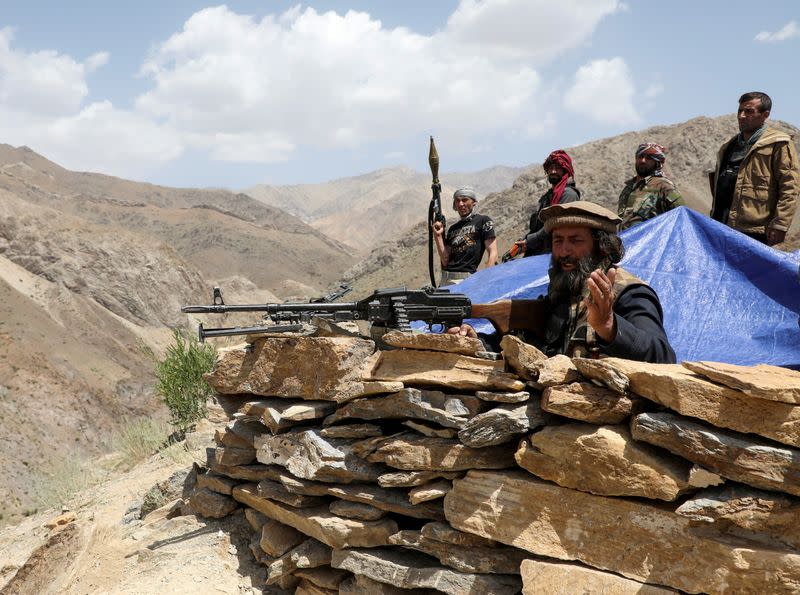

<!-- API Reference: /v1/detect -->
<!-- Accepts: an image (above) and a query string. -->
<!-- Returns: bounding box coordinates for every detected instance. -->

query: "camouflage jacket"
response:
[617,174,684,230]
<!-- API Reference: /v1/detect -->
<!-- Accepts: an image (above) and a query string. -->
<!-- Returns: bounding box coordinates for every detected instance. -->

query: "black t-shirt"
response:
[444,213,496,273]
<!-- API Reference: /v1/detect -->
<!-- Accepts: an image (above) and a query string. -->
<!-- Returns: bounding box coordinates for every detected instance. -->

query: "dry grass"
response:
[110,416,173,471]
[33,416,175,512]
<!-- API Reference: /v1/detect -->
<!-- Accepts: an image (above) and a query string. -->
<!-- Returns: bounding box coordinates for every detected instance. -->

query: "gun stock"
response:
[470,299,549,337]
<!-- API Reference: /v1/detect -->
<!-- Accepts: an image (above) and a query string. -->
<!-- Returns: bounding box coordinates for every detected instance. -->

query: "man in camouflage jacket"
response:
[618,142,684,231]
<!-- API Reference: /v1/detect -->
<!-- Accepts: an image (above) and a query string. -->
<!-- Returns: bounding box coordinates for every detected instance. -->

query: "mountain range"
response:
[1,113,798,525]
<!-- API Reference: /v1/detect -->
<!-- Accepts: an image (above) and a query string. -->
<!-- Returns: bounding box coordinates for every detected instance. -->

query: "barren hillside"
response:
[0,145,356,527]
[0,145,355,295]
[244,164,526,253]
[343,115,800,295]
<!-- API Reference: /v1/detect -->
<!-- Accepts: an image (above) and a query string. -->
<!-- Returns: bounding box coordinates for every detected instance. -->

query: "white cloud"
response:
[0,1,623,179]
[445,0,622,62]
[0,101,183,179]
[563,57,641,126]
[0,29,180,179]
[755,20,798,43]
[644,82,664,99]
[85,51,110,72]
[0,27,90,116]
[135,1,622,163]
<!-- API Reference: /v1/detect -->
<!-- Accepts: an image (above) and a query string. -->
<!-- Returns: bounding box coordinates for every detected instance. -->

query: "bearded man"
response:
[618,142,685,230]
[517,150,582,257]
[451,201,676,363]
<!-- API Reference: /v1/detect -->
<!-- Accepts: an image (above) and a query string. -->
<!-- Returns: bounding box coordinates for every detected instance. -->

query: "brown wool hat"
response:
[540,200,621,234]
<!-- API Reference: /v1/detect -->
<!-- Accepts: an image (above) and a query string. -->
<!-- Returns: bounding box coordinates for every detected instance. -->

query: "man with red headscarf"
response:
[514,150,582,257]
[617,142,684,230]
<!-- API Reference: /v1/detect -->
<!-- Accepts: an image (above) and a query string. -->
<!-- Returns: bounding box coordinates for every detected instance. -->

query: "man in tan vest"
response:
[710,91,799,245]
[449,201,676,363]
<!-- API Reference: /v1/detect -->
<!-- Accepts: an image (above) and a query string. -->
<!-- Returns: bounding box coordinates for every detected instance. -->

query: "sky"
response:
[0,1,798,189]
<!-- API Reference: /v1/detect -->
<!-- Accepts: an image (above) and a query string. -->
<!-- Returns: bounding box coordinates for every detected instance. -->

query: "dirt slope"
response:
[0,421,266,595]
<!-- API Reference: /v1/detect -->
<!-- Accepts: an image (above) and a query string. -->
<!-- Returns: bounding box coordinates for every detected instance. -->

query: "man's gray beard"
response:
[548,253,606,303]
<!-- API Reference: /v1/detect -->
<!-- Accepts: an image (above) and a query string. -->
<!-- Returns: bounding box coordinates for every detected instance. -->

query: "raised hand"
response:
[584,267,617,342]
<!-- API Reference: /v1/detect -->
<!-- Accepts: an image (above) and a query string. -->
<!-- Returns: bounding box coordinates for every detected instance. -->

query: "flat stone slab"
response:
[258,479,327,508]
[500,335,547,380]
[377,471,462,488]
[420,522,498,548]
[381,331,484,355]
[323,388,481,429]
[682,361,800,403]
[353,432,517,471]
[474,390,530,403]
[577,358,800,448]
[294,566,349,591]
[214,446,256,466]
[408,480,452,505]
[403,421,457,438]
[521,559,678,594]
[631,412,800,497]
[541,382,644,424]
[458,401,545,447]
[189,488,238,518]
[339,573,435,595]
[233,483,397,549]
[329,500,386,521]
[675,484,800,550]
[209,462,284,482]
[260,518,306,557]
[368,349,525,392]
[279,473,446,521]
[445,470,800,594]
[388,530,526,574]
[320,424,383,439]
[207,336,395,402]
[516,423,693,501]
[242,398,336,433]
[196,471,238,496]
[215,418,264,449]
[255,429,386,483]
[572,357,629,393]
[331,548,522,595]
[266,538,331,585]
[532,355,582,388]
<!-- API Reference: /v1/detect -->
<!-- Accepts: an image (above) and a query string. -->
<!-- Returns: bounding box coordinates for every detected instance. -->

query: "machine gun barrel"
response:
[182,301,362,315]
[198,323,304,342]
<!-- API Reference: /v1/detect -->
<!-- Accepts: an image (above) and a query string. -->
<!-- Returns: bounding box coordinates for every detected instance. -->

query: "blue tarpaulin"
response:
[443,207,800,367]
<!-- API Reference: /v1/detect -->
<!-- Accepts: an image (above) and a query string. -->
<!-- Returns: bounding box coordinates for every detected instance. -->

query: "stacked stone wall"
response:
[188,329,800,594]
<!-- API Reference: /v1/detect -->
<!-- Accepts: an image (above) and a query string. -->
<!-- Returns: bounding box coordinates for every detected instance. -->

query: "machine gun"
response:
[183,286,549,342]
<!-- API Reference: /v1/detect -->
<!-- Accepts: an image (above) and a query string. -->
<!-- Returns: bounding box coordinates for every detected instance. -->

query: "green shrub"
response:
[155,329,216,431]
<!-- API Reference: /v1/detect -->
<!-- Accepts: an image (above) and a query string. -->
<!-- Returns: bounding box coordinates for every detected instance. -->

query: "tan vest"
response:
[564,267,647,358]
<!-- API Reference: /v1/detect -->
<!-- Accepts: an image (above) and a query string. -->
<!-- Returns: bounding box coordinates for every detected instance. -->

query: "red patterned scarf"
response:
[543,150,574,205]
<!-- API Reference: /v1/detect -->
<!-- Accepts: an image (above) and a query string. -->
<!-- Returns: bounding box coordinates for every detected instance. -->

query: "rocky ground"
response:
[0,413,269,595]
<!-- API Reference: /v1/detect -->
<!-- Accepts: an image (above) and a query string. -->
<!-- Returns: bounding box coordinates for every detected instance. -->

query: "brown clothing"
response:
[712,127,800,234]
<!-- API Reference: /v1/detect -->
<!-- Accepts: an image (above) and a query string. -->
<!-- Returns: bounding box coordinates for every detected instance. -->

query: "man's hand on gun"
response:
[432,221,445,236]
[446,323,478,338]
